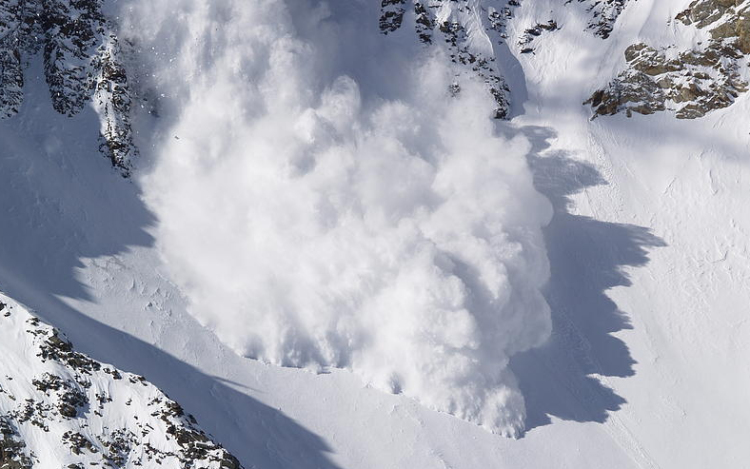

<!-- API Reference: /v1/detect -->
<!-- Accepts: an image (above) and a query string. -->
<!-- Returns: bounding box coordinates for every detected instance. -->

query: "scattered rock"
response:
[572,0,632,39]
[1,293,244,468]
[518,19,558,52]
[0,418,32,469]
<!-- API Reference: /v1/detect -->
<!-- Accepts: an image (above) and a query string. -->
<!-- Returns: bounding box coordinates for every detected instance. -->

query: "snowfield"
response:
[0,0,748,468]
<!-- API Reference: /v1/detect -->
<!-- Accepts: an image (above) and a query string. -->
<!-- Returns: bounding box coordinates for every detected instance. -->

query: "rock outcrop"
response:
[0,0,136,175]
[586,0,750,119]
[379,0,519,118]
[0,294,242,469]
[575,0,632,39]
[518,19,558,53]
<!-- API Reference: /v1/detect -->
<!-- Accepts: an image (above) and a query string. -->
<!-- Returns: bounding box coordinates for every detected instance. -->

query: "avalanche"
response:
[0,0,748,468]
[123,0,553,437]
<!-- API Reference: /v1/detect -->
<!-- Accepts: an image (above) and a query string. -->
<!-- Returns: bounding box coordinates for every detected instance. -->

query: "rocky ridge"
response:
[0,294,242,469]
[574,0,633,39]
[379,0,519,118]
[586,0,750,119]
[376,0,634,118]
[0,0,136,174]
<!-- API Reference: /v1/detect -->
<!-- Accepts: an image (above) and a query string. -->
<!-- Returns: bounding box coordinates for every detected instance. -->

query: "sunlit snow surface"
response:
[121,0,552,436]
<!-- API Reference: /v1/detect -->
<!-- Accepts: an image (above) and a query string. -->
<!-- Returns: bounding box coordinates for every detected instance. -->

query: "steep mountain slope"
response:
[587,0,750,118]
[0,0,137,173]
[379,0,517,117]
[0,0,748,469]
[0,293,241,468]
[511,0,750,467]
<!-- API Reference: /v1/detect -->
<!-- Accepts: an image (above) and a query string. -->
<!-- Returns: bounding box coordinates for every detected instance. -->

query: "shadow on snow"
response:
[511,125,666,432]
[0,66,342,469]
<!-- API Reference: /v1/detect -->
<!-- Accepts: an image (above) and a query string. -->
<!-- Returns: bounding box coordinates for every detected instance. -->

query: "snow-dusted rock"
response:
[0,0,136,174]
[379,0,516,118]
[586,0,750,119]
[0,294,241,469]
[577,0,632,39]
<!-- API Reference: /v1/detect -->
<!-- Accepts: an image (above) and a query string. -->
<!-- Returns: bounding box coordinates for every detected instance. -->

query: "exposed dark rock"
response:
[379,0,519,118]
[2,295,245,468]
[0,0,137,174]
[571,0,633,38]
[38,330,102,375]
[42,0,107,116]
[57,387,87,418]
[62,431,98,455]
[32,372,64,392]
[94,35,137,175]
[0,418,32,469]
[379,0,406,33]
[0,0,41,118]
[519,19,558,51]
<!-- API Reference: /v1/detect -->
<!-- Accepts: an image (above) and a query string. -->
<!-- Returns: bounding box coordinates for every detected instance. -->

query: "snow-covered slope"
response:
[510,0,750,467]
[0,0,137,173]
[0,293,241,468]
[0,0,748,468]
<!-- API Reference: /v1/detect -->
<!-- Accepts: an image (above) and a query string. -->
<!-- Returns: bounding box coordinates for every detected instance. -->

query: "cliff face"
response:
[0,0,136,174]
[0,294,242,469]
[377,0,750,121]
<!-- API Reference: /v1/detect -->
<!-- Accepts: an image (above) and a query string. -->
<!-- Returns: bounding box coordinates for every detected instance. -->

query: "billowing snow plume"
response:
[122,0,552,436]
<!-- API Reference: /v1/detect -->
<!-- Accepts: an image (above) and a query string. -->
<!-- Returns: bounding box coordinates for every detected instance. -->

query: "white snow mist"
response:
[122,0,552,436]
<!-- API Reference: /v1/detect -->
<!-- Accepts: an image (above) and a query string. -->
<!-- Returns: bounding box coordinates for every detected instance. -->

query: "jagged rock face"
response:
[586,0,750,119]
[0,0,136,174]
[678,0,750,53]
[93,36,139,173]
[379,0,518,118]
[0,295,242,469]
[0,0,37,119]
[42,0,106,116]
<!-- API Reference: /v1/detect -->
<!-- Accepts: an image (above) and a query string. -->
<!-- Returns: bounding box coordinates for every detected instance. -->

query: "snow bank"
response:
[121,0,552,436]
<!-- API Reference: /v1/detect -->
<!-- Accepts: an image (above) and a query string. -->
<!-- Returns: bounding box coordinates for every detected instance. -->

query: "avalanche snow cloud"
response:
[123,0,552,436]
